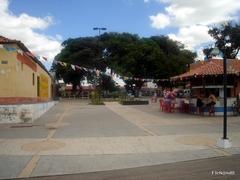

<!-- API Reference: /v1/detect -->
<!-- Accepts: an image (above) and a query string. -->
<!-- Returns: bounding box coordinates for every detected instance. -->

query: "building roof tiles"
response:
[171,59,240,80]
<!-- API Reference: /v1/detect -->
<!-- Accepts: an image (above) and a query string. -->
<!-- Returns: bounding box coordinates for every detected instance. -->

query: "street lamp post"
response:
[223,52,227,140]
[210,38,232,148]
[93,27,107,103]
[93,27,107,36]
[93,27,107,60]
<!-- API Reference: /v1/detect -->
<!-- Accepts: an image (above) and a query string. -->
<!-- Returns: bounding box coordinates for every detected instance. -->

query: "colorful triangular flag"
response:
[58,61,67,67]
[17,49,23,55]
[25,51,35,58]
[71,64,76,71]
[42,56,48,61]
[96,70,100,77]
[75,65,82,70]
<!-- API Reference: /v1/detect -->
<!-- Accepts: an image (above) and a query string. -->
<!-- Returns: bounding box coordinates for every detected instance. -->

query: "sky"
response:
[1,0,240,70]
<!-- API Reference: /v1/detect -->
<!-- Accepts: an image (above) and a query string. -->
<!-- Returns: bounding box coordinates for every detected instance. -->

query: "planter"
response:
[120,100,149,105]
[89,102,105,105]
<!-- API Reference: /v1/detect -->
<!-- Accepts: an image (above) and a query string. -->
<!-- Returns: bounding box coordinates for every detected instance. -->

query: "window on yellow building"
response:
[32,73,35,86]
[37,76,40,97]
[1,60,8,64]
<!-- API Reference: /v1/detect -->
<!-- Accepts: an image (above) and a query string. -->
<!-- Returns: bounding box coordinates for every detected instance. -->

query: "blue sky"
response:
[9,0,177,39]
[1,0,240,68]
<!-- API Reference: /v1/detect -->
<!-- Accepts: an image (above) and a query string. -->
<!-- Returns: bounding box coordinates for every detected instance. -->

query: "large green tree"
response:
[53,36,107,91]
[100,33,195,79]
[53,32,195,95]
[99,33,195,95]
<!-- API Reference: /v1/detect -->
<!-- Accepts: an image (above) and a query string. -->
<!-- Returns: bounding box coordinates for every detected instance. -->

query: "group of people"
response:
[196,94,217,115]
[163,89,176,100]
[152,89,176,103]
[154,88,218,115]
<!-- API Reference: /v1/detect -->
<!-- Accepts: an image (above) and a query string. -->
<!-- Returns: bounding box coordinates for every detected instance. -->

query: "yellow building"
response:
[0,36,52,104]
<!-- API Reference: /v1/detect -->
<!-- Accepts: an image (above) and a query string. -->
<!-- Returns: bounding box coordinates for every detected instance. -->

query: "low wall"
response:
[0,101,57,123]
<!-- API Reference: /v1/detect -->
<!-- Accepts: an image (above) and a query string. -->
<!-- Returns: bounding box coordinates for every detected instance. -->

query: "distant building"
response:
[58,80,95,99]
[0,36,52,104]
[171,59,240,98]
[171,59,240,115]
[141,81,157,96]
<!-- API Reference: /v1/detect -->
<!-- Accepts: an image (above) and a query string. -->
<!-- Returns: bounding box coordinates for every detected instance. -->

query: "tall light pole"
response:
[93,27,107,36]
[211,36,232,149]
[93,27,107,58]
[93,27,107,61]
[93,27,107,102]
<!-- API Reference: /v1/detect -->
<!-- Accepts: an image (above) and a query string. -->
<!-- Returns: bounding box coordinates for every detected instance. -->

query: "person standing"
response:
[196,95,204,115]
[151,91,157,103]
[207,93,216,115]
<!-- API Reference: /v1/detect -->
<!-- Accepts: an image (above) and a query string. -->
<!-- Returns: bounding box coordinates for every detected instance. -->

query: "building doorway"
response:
[37,76,40,97]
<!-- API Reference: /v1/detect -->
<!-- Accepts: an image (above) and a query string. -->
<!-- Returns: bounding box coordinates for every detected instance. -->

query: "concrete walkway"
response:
[18,155,240,180]
[0,100,239,179]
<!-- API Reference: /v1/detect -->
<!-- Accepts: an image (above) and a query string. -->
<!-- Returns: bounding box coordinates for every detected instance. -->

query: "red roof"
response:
[171,59,240,80]
[0,36,19,43]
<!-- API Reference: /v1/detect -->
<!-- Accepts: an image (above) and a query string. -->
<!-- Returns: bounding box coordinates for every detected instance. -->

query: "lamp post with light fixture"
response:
[93,27,107,36]
[92,27,107,103]
[210,36,232,148]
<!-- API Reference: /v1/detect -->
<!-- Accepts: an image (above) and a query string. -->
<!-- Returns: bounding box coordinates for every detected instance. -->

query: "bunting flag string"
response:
[96,70,100,77]
[55,60,115,78]
[75,65,81,70]
[55,60,164,82]
[25,51,35,58]
[17,49,23,55]
[58,61,67,67]
[121,76,163,82]
[71,64,75,71]
[42,56,48,61]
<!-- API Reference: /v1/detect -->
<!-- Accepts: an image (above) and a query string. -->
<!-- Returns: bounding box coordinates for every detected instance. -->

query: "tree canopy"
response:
[52,36,106,91]
[100,33,195,79]
[204,21,240,59]
[52,32,195,92]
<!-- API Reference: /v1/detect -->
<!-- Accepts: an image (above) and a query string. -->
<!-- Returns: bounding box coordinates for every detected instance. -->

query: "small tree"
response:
[205,21,240,59]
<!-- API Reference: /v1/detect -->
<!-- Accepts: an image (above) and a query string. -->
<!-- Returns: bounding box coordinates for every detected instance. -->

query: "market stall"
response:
[171,59,240,116]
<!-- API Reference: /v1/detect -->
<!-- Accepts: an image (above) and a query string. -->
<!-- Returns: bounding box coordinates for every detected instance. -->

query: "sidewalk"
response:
[0,100,239,179]
[18,155,240,180]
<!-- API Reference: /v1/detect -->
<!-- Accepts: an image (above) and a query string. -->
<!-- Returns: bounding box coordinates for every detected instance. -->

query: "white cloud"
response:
[149,0,240,29]
[149,13,170,29]
[0,0,62,62]
[147,0,240,59]
[163,0,240,27]
[195,47,206,61]
[168,25,213,50]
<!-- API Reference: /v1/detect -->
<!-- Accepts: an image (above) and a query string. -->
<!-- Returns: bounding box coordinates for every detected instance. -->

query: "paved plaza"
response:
[18,155,240,180]
[0,99,240,179]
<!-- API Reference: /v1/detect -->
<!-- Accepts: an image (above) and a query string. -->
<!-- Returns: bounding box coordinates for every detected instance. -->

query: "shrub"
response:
[90,90,104,105]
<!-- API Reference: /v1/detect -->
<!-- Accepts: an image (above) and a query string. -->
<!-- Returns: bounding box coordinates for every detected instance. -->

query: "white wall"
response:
[0,101,57,123]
